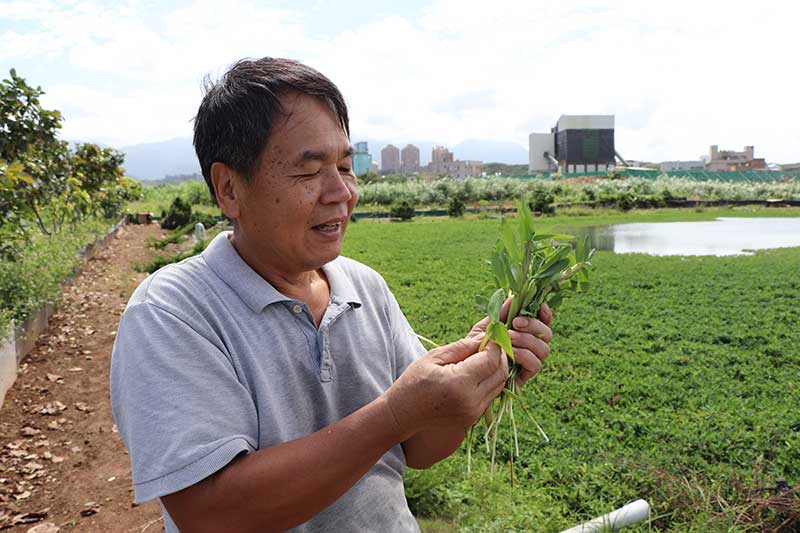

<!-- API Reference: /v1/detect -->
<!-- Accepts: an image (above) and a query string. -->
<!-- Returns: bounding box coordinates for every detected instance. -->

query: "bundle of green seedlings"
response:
[467,200,595,475]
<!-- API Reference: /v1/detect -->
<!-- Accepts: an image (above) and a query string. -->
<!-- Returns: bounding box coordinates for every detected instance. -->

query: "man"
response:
[110,58,552,532]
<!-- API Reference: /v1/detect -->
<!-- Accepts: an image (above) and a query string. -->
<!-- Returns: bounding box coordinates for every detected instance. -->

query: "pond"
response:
[569,217,800,256]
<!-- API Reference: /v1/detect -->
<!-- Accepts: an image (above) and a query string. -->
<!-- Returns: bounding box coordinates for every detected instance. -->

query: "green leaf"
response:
[487,288,505,322]
[475,294,490,312]
[533,233,574,241]
[518,200,535,242]
[534,258,569,280]
[501,219,521,263]
[490,322,515,363]
[547,291,565,310]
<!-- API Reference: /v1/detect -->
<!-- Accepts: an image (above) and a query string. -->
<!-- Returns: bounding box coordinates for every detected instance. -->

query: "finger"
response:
[430,337,482,365]
[538,303,553,326]
[457,343,502,382]
[468,315,491,339]
[498,297,513,323]
[508,329,552,362]
[510,349,543,386]
[511,317,552,344]
[477,350,509,398]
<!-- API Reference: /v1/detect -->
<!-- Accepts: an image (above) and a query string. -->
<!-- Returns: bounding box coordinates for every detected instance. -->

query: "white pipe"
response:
[559,499,650,533]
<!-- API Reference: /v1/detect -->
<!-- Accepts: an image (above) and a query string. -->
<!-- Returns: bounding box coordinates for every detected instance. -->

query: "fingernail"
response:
[513,317,529,329]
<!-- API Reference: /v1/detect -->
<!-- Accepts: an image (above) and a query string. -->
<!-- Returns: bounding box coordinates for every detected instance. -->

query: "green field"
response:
[341,208,800,532]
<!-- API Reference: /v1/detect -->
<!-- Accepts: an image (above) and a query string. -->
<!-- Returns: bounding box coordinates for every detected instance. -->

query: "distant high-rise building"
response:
[401,144,420,174]
[706,145,766,171]
[381,144,401,174]
[431,145,454,164]
[353,141,372,177]
[424,145,481,179]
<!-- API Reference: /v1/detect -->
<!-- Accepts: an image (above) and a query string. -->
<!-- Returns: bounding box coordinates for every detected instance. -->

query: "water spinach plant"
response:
[468,200,595,474]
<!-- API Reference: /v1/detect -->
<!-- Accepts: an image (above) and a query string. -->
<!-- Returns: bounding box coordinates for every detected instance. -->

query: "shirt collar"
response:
[202,231,362,313]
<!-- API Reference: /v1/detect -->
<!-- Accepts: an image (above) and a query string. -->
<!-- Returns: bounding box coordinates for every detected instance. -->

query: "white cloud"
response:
[1,0,798,162]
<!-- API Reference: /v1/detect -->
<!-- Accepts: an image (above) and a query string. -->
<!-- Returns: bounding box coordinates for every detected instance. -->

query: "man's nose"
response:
[321,169,354,204]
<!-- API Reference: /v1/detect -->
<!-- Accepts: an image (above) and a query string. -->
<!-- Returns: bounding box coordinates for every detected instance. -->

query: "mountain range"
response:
[118,136,529,180]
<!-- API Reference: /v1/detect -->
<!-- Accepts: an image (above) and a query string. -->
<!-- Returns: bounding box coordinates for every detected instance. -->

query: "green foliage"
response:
[390,200,416,221]
[341,211,800,531]
[71,143,124,192]
[529,186,556,214]
[137,238,212,273]
[356,176,800,210]
[447,195,465,217]
[0,70,133,252]
[0,68,63,164]
[0,219,110,331]
[357,171,381,184]
[160,196,192,230]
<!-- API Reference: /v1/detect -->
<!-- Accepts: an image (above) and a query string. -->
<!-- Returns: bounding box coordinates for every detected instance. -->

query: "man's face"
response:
[234,93,358,274]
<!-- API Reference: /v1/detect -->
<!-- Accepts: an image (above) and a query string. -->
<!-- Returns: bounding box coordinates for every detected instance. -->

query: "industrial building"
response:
[660,160,705,172]
[380,144,401,174]
[529,115,616,174]
[353,141,372,177]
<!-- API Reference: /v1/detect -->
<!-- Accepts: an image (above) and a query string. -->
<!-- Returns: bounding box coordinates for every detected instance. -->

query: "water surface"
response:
[570,217,800,256]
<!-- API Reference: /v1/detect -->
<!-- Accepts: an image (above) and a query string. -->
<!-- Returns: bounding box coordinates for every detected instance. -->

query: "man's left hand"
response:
[467,300,553,387]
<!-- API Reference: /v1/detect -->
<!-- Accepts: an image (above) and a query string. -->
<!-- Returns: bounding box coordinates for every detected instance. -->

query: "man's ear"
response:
[210,162,242,220]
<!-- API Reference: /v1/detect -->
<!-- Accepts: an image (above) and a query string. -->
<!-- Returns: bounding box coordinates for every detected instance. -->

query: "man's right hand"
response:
[384,338,508,440]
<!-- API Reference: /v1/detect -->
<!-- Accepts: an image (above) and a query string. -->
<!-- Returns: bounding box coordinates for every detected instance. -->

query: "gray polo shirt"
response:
[110,231,425,532]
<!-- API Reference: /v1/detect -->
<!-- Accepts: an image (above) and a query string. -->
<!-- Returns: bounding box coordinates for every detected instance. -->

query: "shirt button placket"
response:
[320,331,333,382]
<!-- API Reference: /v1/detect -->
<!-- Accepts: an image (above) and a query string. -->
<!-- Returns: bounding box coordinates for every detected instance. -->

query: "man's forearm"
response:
[162,395,408,533]
[403,425,466,469]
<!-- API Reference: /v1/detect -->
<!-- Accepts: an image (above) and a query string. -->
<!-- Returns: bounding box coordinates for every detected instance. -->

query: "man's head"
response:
[193,57,350,203]
[194,58,358,276]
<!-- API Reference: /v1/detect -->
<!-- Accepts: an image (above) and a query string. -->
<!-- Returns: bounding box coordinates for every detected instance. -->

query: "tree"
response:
[0,69,63,164]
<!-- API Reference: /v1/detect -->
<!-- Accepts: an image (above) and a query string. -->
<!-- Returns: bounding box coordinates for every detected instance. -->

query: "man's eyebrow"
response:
[295,145,354,164]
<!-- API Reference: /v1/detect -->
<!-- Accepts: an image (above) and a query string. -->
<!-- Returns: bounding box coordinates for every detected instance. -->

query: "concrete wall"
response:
[529,132,555,173]
[556,115,615,131]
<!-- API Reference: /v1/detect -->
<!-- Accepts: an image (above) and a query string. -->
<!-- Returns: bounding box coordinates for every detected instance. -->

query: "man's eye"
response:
[338,167,353,174]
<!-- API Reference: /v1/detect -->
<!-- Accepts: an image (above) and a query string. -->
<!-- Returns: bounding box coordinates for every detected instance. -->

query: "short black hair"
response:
[193,57,350,203]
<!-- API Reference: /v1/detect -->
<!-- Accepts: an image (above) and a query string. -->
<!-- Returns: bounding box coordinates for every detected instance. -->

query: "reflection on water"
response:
[570,217,800,256]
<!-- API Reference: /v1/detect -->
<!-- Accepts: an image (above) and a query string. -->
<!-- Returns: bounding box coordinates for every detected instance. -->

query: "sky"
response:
[1,0,799,164]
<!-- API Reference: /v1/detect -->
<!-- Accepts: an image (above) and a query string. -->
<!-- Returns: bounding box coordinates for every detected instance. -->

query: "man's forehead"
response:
[266,93,350,160]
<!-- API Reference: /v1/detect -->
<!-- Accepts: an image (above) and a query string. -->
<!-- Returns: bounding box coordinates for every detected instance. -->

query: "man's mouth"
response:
[312,219,344,232]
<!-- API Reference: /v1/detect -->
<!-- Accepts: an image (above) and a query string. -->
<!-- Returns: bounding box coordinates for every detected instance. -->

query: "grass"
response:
[341,207,800,532]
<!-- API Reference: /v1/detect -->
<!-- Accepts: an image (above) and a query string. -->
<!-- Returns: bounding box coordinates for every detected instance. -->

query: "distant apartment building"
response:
[400,144,420,174]
[706,145,766,171]
[431,145,454,164]
[425,146,482,179]
[660,160,705,172]
[380,144,401,174]
[370,161,379,174]
[353,141,372,177]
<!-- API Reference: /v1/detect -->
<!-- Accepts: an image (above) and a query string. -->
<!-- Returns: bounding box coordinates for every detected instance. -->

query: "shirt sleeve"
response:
[110,301,258,504]
[382,284,426,381]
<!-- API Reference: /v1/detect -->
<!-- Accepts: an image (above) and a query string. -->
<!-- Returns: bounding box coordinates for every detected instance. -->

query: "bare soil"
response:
[1,223,170,532]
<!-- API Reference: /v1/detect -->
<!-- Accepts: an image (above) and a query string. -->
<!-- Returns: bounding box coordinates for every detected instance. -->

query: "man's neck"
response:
[228,232,329,303]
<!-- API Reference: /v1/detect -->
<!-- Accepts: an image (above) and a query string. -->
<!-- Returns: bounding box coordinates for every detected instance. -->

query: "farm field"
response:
[341,208,800,532]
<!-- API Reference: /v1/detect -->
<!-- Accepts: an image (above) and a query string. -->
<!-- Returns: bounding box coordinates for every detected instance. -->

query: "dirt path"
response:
[1,223,168,532]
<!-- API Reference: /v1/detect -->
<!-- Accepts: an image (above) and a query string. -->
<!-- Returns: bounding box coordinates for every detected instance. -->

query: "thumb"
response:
[429,337,482,365]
